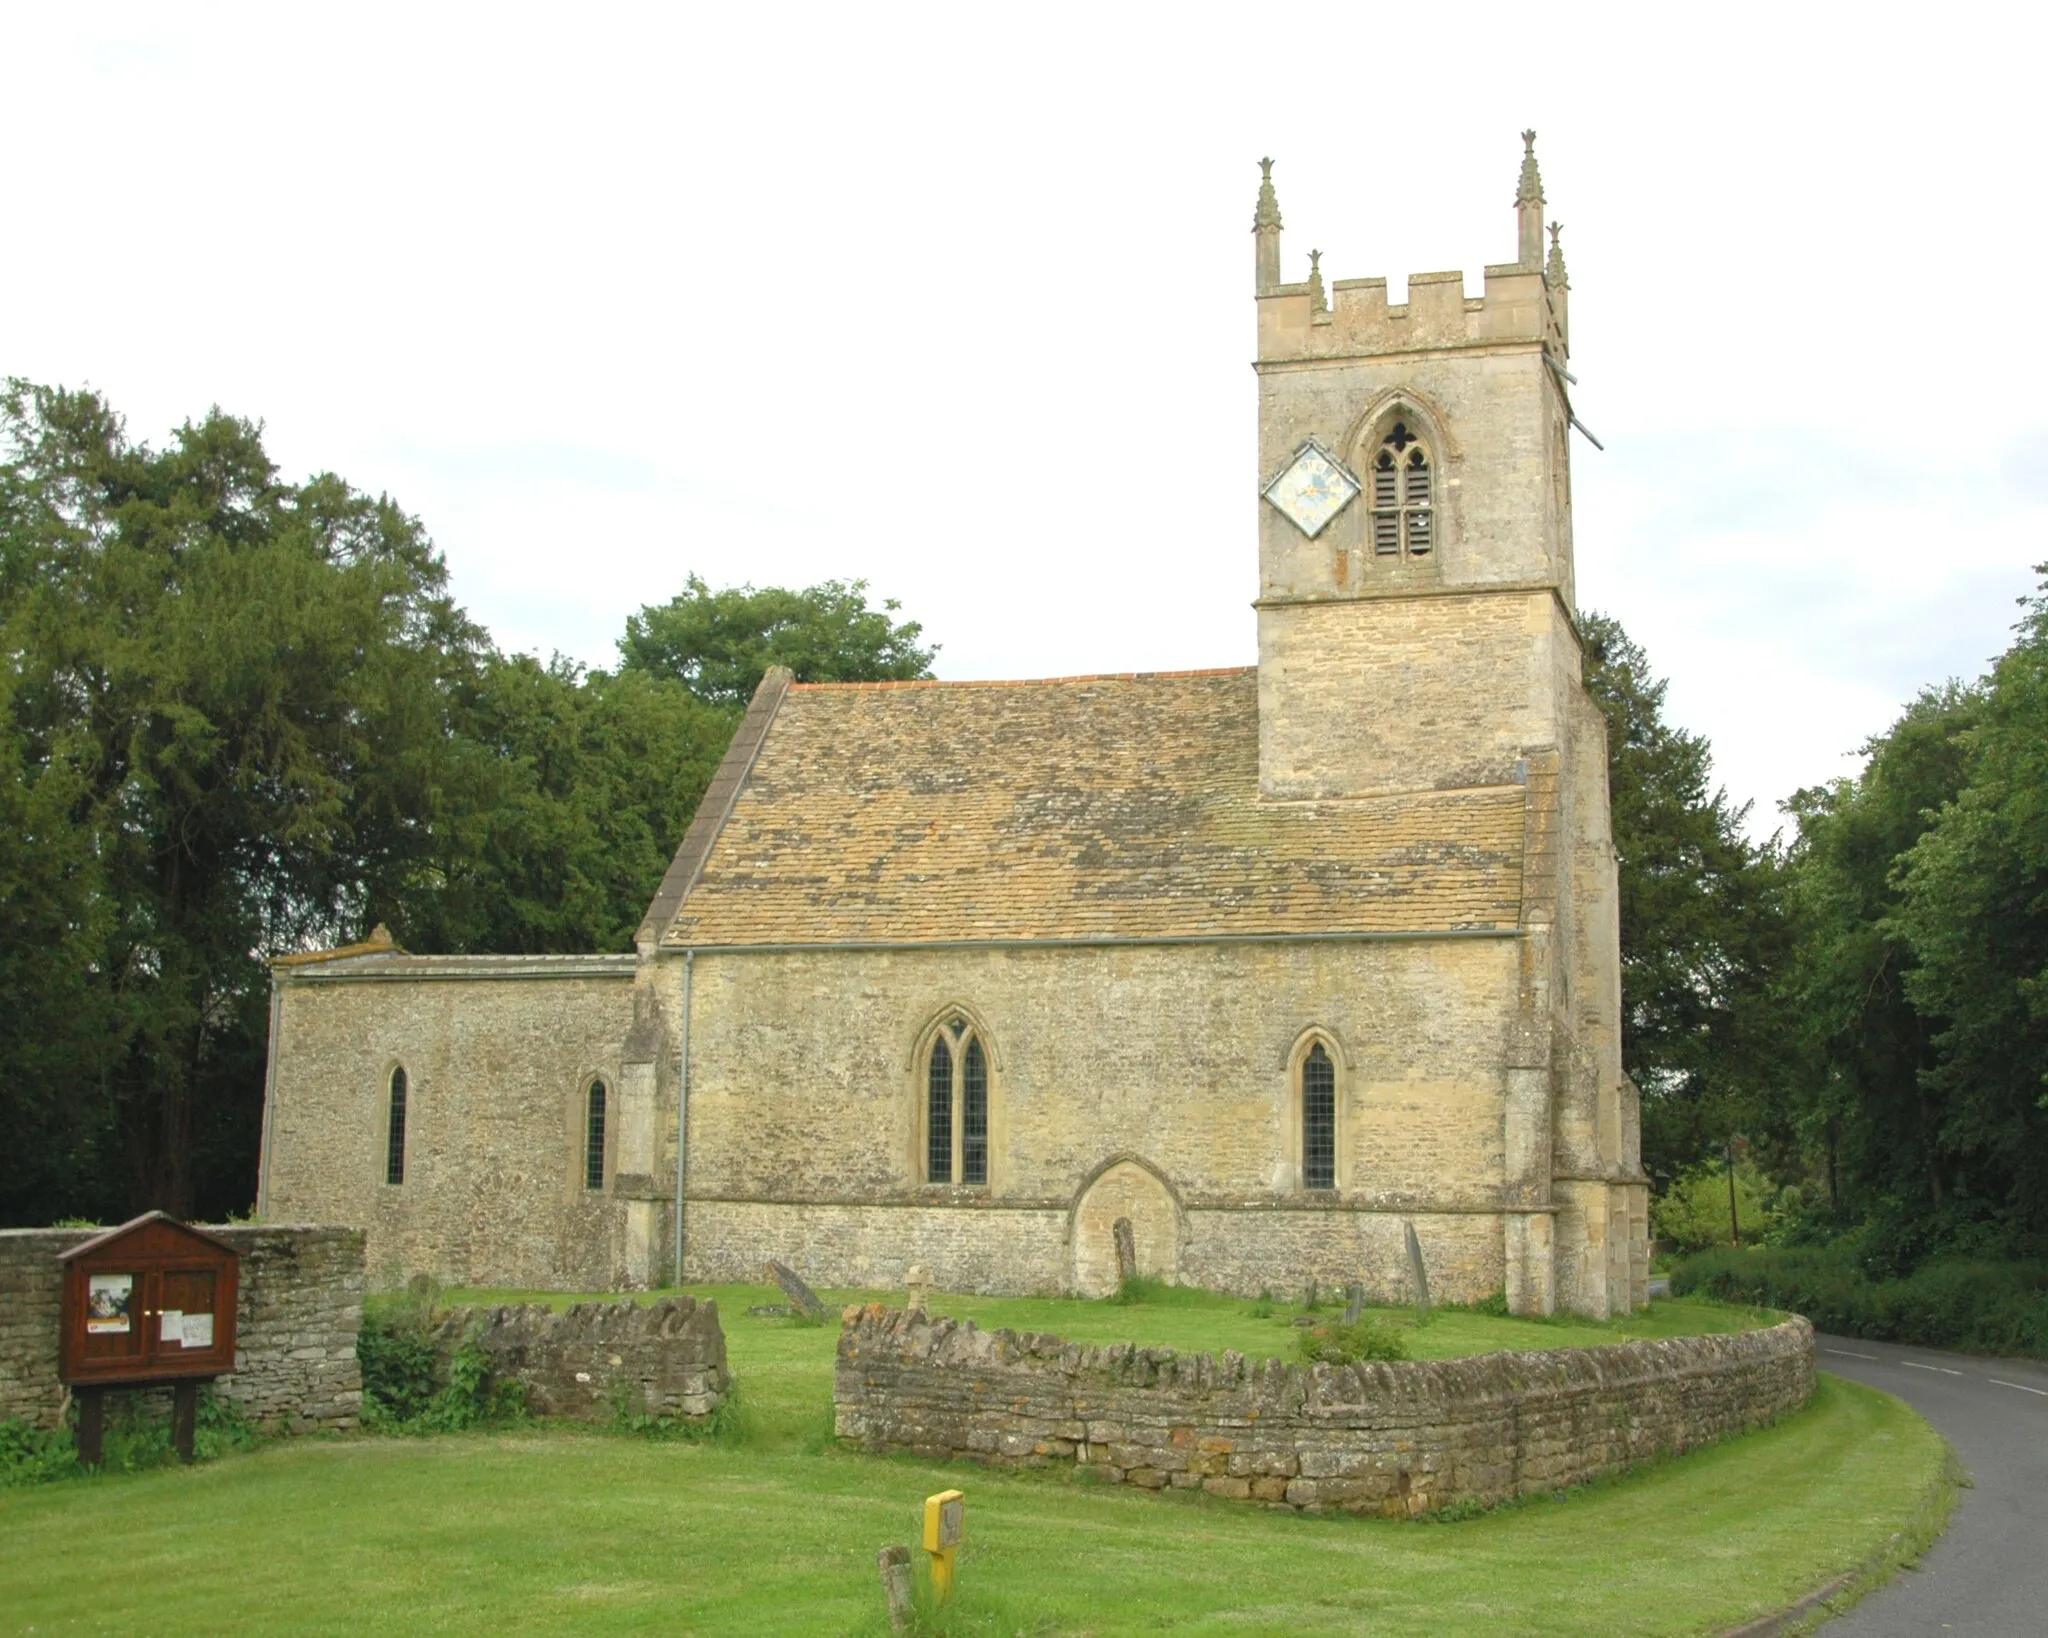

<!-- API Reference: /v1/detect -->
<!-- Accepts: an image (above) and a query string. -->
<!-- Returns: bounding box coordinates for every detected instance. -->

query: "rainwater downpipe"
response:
[672,949,694,1284]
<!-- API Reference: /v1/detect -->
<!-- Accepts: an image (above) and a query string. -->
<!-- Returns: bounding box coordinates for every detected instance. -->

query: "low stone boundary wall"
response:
[0,1224,365,1433]
[435,1297,728,1422]
[834,1306,1814,1516]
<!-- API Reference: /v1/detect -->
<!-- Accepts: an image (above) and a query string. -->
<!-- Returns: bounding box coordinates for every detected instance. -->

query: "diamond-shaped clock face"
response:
[1262,442,1360,538]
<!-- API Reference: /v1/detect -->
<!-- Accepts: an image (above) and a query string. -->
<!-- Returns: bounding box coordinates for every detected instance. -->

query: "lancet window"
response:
[1301,1043,1337,1190]
[584,1079,608,1191]
[926,1015,991,1187]
[1370,421,1433,560]
[385,1066,409,1186]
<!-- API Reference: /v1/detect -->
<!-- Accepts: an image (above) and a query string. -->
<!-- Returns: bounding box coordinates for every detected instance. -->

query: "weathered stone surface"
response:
[0,1224,364,1433]
[834,1304,1814,1517]
[434,1296,727,1422]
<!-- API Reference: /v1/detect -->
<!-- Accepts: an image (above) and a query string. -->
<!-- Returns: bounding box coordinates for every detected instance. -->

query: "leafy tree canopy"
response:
[618,574,936,708]
[0,380,483,1222]
[0,382,946,1227]
[1581,613,1794,1186]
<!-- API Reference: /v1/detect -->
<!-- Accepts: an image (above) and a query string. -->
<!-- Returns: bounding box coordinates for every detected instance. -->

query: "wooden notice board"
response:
[58,1212,240,1387]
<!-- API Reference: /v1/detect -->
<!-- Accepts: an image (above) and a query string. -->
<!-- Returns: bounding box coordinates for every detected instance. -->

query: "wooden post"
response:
[171,1381,199,1464]
[876,1545,915,1633]
[1726,1139,1743,1248]
[75,1386,105,1468]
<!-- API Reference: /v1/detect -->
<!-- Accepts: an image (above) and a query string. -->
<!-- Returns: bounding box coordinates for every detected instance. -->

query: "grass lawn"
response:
[0,1286,1948,1636]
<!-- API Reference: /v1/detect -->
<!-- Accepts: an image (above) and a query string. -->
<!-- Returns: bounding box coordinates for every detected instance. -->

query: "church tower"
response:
[1252,136,1645,1317]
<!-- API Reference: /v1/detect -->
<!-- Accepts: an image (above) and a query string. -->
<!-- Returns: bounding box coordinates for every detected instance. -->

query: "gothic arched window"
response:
[1301,1043,1337,1190]
[385,1066,409,1186]
[584,1079,608,1191]
[925,1015,992,1187]
[1370,421,1433,560]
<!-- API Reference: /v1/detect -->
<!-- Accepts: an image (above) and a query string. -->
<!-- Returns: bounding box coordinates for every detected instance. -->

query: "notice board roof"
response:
[58,1211,239,1264]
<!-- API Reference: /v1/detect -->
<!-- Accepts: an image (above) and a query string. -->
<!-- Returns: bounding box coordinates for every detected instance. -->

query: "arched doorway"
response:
[1069,1158,1181,1297]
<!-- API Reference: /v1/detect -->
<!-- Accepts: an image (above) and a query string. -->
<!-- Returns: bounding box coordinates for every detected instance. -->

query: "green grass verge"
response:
[447,1279,1781,1365]
[0,1285,1944,1636]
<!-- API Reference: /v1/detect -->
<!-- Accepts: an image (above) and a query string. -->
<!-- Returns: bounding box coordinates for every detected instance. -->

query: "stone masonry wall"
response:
[266,967,637,1290]
[835,1305,1814,1517]
[0,1225,365,1433]
[433,1296,727,1422]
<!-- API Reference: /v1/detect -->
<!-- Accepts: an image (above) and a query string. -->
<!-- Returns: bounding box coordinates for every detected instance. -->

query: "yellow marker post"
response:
[922,1489,965,1604]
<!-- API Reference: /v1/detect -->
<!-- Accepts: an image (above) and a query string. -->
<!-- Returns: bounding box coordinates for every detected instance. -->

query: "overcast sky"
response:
[8,5,2044,837]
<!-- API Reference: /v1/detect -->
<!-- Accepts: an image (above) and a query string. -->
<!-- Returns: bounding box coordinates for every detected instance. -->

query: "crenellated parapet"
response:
[1251,139,1569,366]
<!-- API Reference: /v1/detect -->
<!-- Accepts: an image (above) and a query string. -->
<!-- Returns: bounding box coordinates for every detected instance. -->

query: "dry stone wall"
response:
[834,1305,1814,1517]
[0,1224,364,1433]
[435,1296,728,1422]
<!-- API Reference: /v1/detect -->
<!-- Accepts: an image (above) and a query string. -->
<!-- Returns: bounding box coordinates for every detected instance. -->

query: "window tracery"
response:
[925,1016,992,1187]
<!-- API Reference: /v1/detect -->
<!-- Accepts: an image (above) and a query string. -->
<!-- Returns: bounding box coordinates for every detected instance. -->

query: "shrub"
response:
[1,1387,258,1488]
[1652,1162,1794,1254]
[1672,1242,2048,1356]
[357,1290,524,1433]
[1111,1275,1166,1306]
[1296,1316,1408,1365]
[357,1310,441,1426]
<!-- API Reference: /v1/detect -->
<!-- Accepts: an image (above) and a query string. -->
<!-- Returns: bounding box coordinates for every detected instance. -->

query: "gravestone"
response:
[905,1263,933,1317]
[765,1258,826,1321]
[1112,1218,1137,1285]
[1403,1222,1431,1318]
[1341,1283,1364,1324]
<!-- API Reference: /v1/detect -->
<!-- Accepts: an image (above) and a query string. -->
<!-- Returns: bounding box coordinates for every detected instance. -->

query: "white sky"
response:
[8,4,2045,838]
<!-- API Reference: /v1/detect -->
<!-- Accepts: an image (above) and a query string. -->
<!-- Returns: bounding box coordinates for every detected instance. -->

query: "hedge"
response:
[1672,1244,2048,1356]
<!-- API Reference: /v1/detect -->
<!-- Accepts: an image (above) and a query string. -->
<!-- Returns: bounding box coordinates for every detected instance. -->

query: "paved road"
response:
[1810,1333,2048,1635]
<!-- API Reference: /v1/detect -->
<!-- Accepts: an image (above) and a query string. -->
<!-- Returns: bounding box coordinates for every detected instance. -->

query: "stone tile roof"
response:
[657,668,1524,948]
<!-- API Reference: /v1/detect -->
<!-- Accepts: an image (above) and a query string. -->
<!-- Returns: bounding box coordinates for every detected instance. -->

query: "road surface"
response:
[1810,1333,2048,1634]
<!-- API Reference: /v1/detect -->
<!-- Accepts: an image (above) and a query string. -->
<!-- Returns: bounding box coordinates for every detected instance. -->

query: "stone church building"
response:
[260,136,1649,1318]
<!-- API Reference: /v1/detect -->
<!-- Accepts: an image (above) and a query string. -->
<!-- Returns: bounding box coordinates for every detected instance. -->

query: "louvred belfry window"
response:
[1370,421,1432,560]
[926,1016,992,1187]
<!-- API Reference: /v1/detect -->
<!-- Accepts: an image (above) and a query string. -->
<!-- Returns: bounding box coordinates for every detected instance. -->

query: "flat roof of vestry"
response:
[657,668,1526,949]
[272,952,638,983]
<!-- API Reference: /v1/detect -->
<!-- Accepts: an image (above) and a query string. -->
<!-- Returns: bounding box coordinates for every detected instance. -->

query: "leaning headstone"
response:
[905,1263,933,1317]
[1403,1221,1431,1320]
[877,1545,915,1633]
[1341,1283,1364,1325]
[1113,1218,1137,1284]
[765,1258,827,1321]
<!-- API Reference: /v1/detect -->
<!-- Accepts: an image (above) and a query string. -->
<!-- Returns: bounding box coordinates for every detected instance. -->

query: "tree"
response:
[1780,685,1978,1237]
[0,381,482,1222]
[396,655,733,955]
[618,574,935,707]
[1581,613,1794,1186]
[1890,568,2048,1245]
